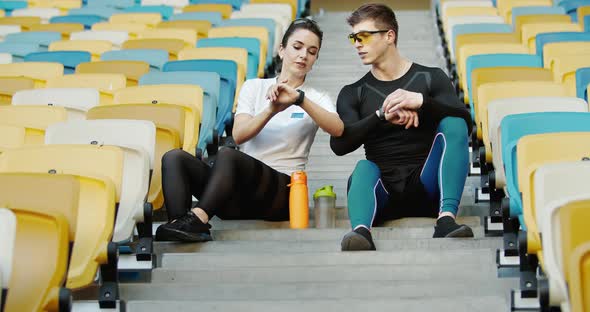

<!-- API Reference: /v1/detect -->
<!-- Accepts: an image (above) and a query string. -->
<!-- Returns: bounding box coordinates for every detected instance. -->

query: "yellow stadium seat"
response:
[0,16,41,30]
[208,26,268,78]
[442,6,499,33]
[0,62,63,88]
[551,55,590,96]
[521,22,582,52]
[76,60,150,86]
[0,105,68,146]
[182,4,232,19]
[514,14,572,39]
[517,132,590,260]
[0,124,25,153]
[543,41,590,70]
[471,67,553,130]
[29,0,81,13]
[569,239,590,312]
[477,80,566,161]
[249,0,296,20]
[0,145,121,293]
[0,77,35,105]
[496,0,552,22]
[157,20,211,39]
[87,104,185,209]
[3,208,70,312]
[179,47,246,108]
[92,22,147,39]
[457,42,529,97]
[122,38,186,60]
[113,85,202,154]
[29,23,84,39]
[0,10,4,18]
[46,73,126,105]
[578,5,590,28]
[109,13,162,28]
[140,28,197,47]
[49,40,113,61]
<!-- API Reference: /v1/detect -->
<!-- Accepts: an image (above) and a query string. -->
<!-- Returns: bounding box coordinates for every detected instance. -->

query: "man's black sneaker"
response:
[341,226,376,251]
[155,211,212,242]
[433,216,474,238]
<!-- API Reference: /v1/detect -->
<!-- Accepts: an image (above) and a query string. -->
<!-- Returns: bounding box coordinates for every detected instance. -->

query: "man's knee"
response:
[438,117,468,143]
[350,160,381,187]
[352,160,380,175]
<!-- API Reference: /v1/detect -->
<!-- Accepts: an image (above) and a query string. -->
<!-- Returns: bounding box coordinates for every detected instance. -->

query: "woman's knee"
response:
[162,149,190,171]
[437,117,468,143]
[215,146,241,164]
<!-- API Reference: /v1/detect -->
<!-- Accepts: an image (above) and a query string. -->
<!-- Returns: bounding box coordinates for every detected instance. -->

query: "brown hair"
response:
[347,3,399,45]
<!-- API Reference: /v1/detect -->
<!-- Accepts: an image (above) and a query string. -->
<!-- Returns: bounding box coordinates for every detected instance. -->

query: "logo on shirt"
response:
[291,112,305,119]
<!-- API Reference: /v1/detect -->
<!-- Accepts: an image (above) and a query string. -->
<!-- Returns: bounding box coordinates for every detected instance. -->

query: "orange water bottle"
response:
[289,171,309,229]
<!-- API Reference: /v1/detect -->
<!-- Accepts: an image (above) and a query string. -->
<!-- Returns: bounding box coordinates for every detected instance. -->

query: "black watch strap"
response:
[293,89,305,106]
[377,106,386,120]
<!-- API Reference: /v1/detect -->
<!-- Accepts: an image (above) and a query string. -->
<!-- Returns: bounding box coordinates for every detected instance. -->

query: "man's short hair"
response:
[347,3,399,45]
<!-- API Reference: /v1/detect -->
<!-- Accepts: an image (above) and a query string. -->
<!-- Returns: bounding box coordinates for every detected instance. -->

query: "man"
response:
[331,3,474,251]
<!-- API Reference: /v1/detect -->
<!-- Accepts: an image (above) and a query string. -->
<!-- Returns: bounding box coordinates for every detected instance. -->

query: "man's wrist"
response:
[416,93,424,109]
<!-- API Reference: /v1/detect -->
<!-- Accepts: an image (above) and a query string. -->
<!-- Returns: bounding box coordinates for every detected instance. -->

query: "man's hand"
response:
[385,108,419,129]
[266,79,299,115]
[383,88,424,114]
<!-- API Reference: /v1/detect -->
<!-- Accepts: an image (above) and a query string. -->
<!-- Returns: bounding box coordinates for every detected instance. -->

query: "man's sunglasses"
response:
[348,30,390,44]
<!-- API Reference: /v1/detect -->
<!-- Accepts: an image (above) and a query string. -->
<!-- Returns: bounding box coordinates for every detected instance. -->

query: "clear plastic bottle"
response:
[313,185,337,228]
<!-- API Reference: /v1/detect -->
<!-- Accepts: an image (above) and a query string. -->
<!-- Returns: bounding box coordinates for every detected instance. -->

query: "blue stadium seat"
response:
[140,71,221,150]
[86,0,135,9]
[511,5,567,25]
[50,15,105,29]
[465,54,542,120]
[197,37,260,79]
[190,0,242,10]
[0,42,40,62]
[4,31,62,50]
[68,7,121,19]
[169,12,223,26]
[575,67,590,100]
[558,0,590,21]
[0,1,27,16]
[220,18,276,68]
[101,49,169,71]
[451,23,513,59]
[163,59,237,136]
[535,32,590,63]
[124,5,173,20]
[501,112,590,225]
[24,51,91,74]
[585,15,590,31]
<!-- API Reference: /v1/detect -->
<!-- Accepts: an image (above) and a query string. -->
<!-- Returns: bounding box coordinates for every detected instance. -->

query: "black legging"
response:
[161,147,291,222]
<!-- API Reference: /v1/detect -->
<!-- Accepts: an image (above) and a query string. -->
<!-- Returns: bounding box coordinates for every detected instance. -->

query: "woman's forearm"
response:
[300,97,344,137]
[233,108,275,145]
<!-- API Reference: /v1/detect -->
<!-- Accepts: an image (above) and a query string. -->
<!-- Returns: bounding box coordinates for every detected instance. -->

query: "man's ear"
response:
[388,30,396,45]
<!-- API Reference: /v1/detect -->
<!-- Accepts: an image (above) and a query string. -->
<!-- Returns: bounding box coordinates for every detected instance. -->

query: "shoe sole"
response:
[341,232,376,251]
[444,225,474,238]
[157,227,212,242]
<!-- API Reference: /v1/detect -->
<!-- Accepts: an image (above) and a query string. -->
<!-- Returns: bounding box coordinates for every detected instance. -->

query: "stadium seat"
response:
[70,30,129,48]
[87,0,135,9]
[551,54,590,96]
[0,16,41,31]
[1,207,70,312]
[28,23,85,39]
[440,0,494,18]
[197,37,261,79]
[28,0,81,12]
[230,11,288,37]
[46,73,126,105]
[0,124,26,152]
[24,51,91,74]
[0,208,16,310]
[50,14,105,29]
[521,22,583,52]
[449,23,512,62]
[109,12,162,27]
[536,32,590,64]
[157,20,211,39]
[45,119,154,245]
[497,0,553,22]
[191,0,242,10]
[12,88,99,119]
[575,67,590,100]
[101,49,169,71]
[169,11,222,26]
[11,8,60,23]
[577,4,590,23]
[92,21,147,38]
[76,60,150,86]
[124,5,174,20]
[543,41,590,70]
[142,0,189,10]
[445,15,505,53]
[488,97,588,190]
[0,42,40,62]
[511,5,567,25]
[113,85,203,154]
[0,76,34,105]
[514,14,572,39]
[123,38,186,59]
[249,0,296,19]
[208,26,267,77]
[4,31,62,50]
[183,3,232,19]
[178,47,246,103]
[140,71,219,150]
[239,3,292,27]
[558,0,590,21]
[221,17,277,58]
[163,59,237,133]
[442,6,499,34]
[68,7,120,19]
[568,215,590,312]
[87,104,185,209]
[0,25,21,40]
[0,62,63,87]
[0,53,10,64]
[0,105,68,146]
[49,39,113,61]
[139,27,197,46]
[0,1,28,16]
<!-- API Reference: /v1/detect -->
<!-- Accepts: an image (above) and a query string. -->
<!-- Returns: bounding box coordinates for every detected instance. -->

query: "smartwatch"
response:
[293,89,305,106]
[376,106,386,121]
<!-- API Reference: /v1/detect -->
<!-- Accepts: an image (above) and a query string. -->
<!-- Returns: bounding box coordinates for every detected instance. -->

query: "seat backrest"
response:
[248,0,296,19]
[544,41,590,71]
[122,38,186,59]
[446,15,505,48]
[24,51,91,74]
[511,5,566,25]
[0,124,26,152]
[0,25,22,40]
[450,23,512,61]
[123,4,174,20]
[87,104,184,209]
[239,3,291,25]
[4,31,62,49]
[29,22,85,38]
[101,49,169,71]
[139,27,196,46]
[76,60,150,86]
[559,197,590,288]
[50,14,105,28]
[497,0,552,22]
[567,206,590,312]
[514,14,571,38]
[0,105,68,146]
[535,32,590,63]
[0,208,16,302]
[551,54,590,95]
[182,3,232,19]
[46,73,126,106]
[69,7,120,19]
[0,62,63,88]
[4,209,69,312]
[142,0,189,10]
[157,20,211,39]
[208,26,267,78]
[45,119,153,242]
[0,16,41,31]
[49,39,113,61]
[92,21,147,38]
[0,42,40,61]
[169,11,222,26]
[197,37,261,79]
[12,87,99,119]
[521,22,582,52]
[576,67,590,101]
[70,30,129,48]
[12,8,60,22]
[0,76,34,105]
[109,12,162,27]
[220,17,276,61]
[230,10,289,36]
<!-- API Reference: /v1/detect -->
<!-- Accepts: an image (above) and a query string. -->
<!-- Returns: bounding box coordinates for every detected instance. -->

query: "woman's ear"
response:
[278,43,284,60]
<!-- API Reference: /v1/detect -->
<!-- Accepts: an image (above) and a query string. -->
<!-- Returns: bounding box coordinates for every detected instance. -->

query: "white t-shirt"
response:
[234,78,336,175]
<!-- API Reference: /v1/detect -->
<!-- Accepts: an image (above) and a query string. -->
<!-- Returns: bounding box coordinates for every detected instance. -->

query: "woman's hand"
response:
[266,79,299,114]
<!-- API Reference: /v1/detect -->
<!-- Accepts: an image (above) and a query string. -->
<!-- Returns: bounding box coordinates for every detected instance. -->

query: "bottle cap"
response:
[290,171,307,184]
[313,185,336,199]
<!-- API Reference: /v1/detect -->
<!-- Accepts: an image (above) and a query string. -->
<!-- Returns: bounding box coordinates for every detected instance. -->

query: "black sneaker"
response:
[155,211,212,242]
[433,216,474,238]
[341,227,376,251]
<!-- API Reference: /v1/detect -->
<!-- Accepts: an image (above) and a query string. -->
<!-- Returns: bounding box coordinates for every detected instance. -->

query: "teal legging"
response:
[347,117,469,229]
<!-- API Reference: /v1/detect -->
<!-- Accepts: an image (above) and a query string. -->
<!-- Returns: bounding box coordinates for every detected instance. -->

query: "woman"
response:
[156,18,344,242]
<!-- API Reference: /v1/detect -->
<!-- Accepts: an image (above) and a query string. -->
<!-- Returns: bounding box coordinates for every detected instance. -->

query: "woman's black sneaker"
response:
[341,226,376,251]
[155,211,212,242]
[433,216,474,238]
